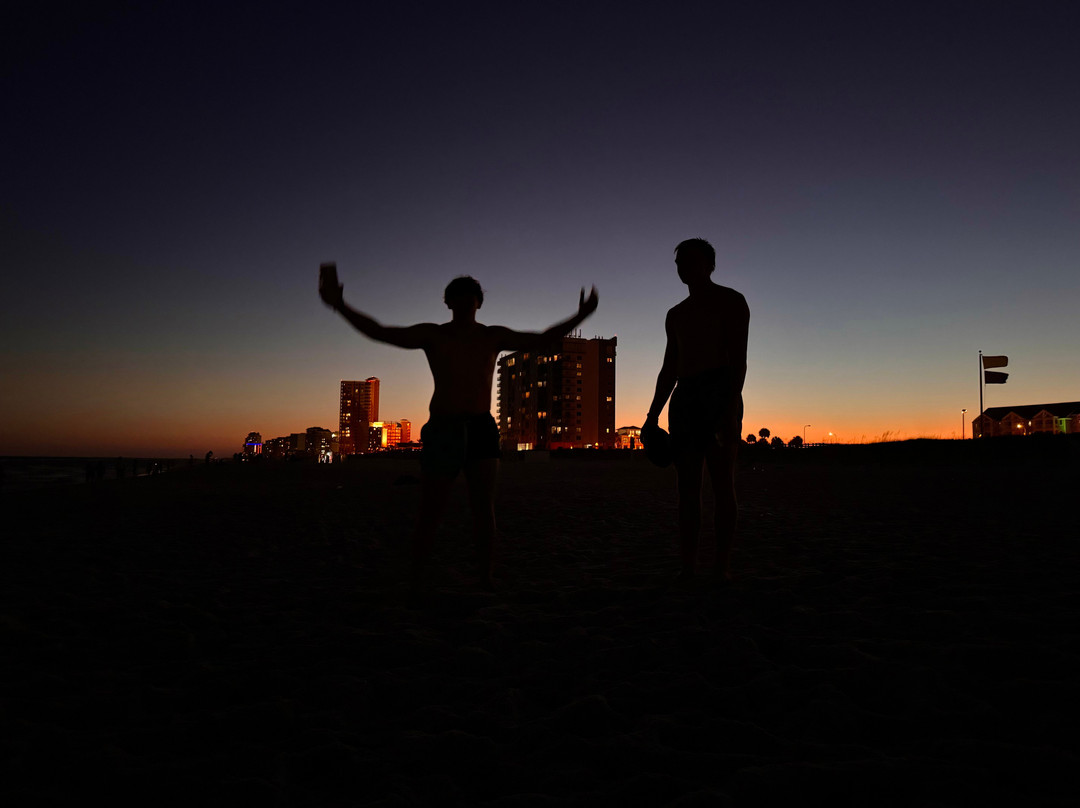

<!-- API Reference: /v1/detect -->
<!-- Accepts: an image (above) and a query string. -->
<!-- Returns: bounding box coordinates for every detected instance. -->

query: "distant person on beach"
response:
[645,238,749,583]
[320,265,599,590]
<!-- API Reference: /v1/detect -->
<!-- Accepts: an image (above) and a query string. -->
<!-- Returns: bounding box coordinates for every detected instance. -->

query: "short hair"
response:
[444,275,484,306]
[674,238,716,272]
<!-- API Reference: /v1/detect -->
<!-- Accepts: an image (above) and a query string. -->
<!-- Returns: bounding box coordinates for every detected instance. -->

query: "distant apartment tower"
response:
[497,335,617,450]
[366,421,403,452]
[339,378,379,455]
[400,418,412,444]
[306,426,335,462]
[242,431,263,456]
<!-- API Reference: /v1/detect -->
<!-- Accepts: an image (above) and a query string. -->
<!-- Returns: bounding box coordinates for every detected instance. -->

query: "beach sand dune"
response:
[3,453,1077,806]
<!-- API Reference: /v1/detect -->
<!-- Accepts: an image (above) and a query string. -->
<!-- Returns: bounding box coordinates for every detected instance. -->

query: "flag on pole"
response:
[982,355,1008,369]
[984,371,1008,384]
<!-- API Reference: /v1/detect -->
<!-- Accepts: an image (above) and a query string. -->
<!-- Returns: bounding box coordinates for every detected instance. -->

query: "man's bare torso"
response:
[669,283,749,379]
[422,321,500,417]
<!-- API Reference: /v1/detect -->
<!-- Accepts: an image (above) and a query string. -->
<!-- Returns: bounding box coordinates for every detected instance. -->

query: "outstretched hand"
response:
[319,276,344,310]
[578,286,599,316]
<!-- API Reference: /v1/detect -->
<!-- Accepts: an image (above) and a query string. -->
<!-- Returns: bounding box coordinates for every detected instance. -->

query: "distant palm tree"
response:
[758,427,771,441]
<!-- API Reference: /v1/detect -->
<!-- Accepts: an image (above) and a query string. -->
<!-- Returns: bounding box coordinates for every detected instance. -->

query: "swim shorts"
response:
[668,368,743,458]
[420,413,502,477]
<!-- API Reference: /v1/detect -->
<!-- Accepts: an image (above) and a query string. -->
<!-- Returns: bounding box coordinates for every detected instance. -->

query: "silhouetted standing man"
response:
[646,239,749,582]
[320,266,598,590]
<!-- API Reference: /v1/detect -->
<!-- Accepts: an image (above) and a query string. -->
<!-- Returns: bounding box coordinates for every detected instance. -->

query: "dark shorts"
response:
[420,413,502,477]
[669,368,743,459]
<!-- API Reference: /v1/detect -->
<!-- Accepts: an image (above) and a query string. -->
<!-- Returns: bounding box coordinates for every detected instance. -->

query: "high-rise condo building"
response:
[339,377,380,455]
[497,335,617,451]
[366,421,403,452]
[242,432,263,456]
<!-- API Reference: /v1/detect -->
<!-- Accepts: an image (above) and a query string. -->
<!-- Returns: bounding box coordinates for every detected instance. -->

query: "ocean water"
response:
[0,457,187,494]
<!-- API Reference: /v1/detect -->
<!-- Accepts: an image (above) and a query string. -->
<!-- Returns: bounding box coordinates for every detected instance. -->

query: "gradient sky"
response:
[3,1,1078,457]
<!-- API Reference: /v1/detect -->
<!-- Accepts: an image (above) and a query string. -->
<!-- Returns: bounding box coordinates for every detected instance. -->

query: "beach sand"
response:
[3,450,1077,806]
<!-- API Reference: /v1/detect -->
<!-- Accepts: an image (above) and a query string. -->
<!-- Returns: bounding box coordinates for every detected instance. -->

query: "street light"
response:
[804,424,811,444]
[961,409,967,440]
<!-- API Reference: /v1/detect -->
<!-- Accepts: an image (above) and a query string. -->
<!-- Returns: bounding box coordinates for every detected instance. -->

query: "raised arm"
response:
[319,272,434,349]
[645,312,679,424]
[492,286,599,352]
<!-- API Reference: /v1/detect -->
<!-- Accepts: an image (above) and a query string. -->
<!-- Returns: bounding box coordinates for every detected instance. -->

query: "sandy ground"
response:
[3,451,1078,806]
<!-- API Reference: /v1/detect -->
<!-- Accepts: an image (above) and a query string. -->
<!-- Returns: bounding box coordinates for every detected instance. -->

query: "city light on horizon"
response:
[0,343,1069,458]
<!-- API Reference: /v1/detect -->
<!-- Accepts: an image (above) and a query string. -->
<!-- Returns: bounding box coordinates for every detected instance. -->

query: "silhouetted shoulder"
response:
[669,284,748,317]
[483,324,511,341]
[725,285,750,312]
[725,287,749,320]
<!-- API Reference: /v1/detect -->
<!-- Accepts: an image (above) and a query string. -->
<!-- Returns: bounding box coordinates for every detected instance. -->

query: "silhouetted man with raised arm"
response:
[320,268,598,590]
[645,239,749,583]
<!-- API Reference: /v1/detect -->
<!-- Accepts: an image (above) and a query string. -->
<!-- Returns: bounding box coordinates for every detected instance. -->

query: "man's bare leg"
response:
[674,451,706,579]
[706,445,738,582]
[465,458,499,590]
[411,473,454,587]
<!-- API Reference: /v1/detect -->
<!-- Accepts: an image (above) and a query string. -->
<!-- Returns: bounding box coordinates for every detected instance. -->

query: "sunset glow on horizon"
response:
[3,4,1078,458]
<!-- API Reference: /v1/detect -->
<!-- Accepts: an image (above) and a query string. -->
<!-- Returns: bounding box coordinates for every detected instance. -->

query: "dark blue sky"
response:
[3,1,1078,455]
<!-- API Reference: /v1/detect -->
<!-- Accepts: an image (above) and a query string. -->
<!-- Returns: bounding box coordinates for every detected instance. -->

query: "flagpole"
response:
[978,350,984,438]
